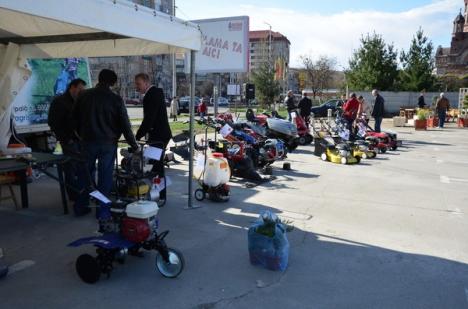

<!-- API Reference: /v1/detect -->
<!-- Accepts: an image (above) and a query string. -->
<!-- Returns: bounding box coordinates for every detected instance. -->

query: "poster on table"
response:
[190,16,249,73]
[11,58,91,127]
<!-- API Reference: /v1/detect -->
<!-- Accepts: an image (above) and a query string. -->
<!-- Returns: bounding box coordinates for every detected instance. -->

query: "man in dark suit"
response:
[134,73,172,204]
[298,92,312,127]
[371,89,385,133]
[48,78,86,206]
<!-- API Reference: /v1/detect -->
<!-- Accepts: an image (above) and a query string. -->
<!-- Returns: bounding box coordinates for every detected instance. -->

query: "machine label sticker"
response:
[220,124,233,137]
[90,190,112,204]
[144,146,164,161]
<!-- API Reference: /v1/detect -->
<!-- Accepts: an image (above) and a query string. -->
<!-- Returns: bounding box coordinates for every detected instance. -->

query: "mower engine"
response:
[120,148,143,175]
[121,201,159,243]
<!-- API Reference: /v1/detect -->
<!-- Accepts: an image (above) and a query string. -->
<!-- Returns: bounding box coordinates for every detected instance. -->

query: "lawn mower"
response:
[312,123,360,165]
[246,109,300,152]
[290,109,313,145]
[320,118,377,160]
[314,136,360,165]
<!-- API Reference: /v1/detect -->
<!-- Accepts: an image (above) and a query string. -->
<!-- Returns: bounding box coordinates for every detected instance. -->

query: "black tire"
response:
[156,248,185,278]
[391,146,398,151]
[288,141,298,152]
[194,189,205,201]
[380,147,387,154]
[298,136,307,145]
[76,254,101,284]
[305,134,313,144]
[355,156,361,164]
[263,166,273,175]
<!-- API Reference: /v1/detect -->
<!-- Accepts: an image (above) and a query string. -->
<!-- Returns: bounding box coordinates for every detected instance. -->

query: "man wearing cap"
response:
[371,89,385,133]
[436,93,450,129]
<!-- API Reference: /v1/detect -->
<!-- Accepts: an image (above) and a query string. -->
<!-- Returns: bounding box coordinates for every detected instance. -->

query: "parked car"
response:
[125,98,141,106]
[310,99,344,118]
[217,97,229,106]
[179,96,201,113]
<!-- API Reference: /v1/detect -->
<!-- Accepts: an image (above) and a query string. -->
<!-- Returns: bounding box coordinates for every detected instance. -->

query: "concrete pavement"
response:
[1,122,468,308]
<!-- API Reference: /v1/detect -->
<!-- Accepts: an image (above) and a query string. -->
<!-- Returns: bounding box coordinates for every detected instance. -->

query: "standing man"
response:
[285,90,296,121]
[134,73,172,205]
[418,90,426,109]
[74,69,138,211]
[436,93,450,129]
[371,89,385,133]
[170,96,179,122]
[342,93,360,135]
[48,78,87,215]
[198,98,207,120]
[298,92,312,127]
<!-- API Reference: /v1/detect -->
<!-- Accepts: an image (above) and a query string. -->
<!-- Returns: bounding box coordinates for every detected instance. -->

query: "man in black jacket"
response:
[285,90,296,121]
[48,78,86,205]
[371,89,385,133]
[418,90,426,109]
[134,73,172,204]
[74,69,138,214]
[298,92,312,126]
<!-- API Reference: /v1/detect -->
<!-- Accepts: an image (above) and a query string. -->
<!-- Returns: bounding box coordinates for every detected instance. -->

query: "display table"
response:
[0,152,69,214]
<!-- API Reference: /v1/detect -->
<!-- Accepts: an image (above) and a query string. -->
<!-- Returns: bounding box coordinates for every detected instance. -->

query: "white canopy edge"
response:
[0,0,202,56]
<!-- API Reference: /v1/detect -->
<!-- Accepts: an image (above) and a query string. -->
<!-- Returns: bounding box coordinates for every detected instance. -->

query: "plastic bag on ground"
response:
[248,211,289,271]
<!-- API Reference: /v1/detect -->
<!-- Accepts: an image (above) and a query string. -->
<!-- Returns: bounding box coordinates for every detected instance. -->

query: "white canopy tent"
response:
[0,0,201,207]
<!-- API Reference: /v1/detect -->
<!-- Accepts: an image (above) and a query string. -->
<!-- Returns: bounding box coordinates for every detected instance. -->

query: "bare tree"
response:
[299,55,337,99]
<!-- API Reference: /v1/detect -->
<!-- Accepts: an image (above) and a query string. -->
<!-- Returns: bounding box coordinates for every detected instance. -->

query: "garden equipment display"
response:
[68,199,184,284]
[246,109,299,152]
[117,142,165,207]
[290,110,313,145]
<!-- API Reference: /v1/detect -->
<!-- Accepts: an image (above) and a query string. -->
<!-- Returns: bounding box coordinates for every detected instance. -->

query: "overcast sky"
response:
[175,0,462,68]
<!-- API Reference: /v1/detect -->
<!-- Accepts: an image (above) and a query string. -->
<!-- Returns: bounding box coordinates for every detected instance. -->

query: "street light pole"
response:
[171,0,177,99]
[264,22,272,72]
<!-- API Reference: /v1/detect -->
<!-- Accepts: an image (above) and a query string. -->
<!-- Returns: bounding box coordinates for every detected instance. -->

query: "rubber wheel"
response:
[355,156,361,164]
[263,166,273,175]
[341,157,347,165]
[76,254,101,284]
[305,134,313,144]
[380,147,387,154]
[391,146,398,151]
[298,136,307,145]
[321,153,327,161]
[362,153,367,159]
[194,189,205,201]
[156,248,185,278]
[157,199,166,207]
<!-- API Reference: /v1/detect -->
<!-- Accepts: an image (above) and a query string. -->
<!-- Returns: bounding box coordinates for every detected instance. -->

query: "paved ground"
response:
[1,121,468,309]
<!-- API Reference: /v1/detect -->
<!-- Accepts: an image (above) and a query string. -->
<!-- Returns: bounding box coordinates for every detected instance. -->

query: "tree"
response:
[251,62,280,109]
[200,80,214,97]
[299,55,336,98]
[399,29,435,91]
[346,33,398,91]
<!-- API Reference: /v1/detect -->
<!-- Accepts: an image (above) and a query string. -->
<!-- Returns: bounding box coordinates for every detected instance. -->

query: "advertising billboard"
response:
[192,16,249,73]
[12,58,91,129]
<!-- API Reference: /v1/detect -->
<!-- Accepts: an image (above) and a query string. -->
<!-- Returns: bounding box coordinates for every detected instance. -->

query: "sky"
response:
[175,0,463,68]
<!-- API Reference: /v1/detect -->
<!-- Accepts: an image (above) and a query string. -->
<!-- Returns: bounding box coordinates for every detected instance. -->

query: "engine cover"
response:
[122,217,151,243]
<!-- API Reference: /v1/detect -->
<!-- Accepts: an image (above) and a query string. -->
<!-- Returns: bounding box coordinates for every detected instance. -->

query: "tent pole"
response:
[186,50,200,210]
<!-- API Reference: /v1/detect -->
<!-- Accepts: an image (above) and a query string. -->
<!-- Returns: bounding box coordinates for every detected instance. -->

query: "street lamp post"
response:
[264,22,272,72]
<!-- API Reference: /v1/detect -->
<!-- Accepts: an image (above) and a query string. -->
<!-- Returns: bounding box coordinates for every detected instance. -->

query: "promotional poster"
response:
[12,58,91,127]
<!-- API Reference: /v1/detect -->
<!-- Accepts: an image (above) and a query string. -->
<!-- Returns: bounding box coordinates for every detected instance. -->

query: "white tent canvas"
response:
[0,0,201,206]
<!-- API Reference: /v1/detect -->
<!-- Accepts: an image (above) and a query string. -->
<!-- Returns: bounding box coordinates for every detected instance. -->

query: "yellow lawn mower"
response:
[314,137,360,165]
